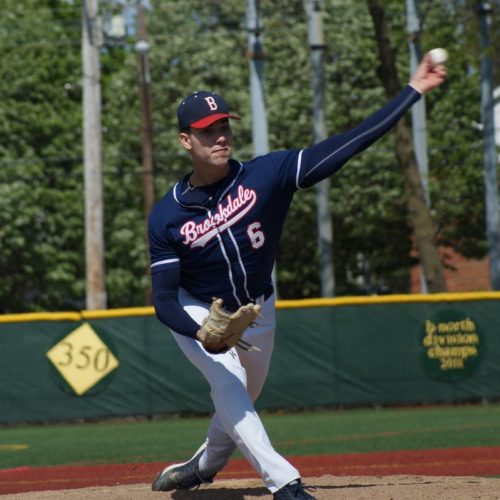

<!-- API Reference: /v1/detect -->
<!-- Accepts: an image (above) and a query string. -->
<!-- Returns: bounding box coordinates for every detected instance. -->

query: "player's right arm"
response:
[148,211,200,339]
[150,267,200,338]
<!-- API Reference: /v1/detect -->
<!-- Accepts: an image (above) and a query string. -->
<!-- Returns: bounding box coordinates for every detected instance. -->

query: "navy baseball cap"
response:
[177,91,240,131]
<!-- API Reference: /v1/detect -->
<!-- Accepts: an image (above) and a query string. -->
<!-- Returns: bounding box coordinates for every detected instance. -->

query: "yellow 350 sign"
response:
[47,323,119,396]
[55,341,113,372]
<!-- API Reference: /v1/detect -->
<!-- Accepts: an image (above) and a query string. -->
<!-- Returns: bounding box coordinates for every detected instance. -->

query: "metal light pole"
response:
[82,0,107,309]
[246,0,269,157]
[246,0,278,295]
[405,0,430,293]
[405,0,430,206]
[477,1,500,290]
[304,0,334,297]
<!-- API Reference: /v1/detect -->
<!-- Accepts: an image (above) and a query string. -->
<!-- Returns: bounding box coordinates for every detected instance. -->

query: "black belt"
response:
[224,285,274,312]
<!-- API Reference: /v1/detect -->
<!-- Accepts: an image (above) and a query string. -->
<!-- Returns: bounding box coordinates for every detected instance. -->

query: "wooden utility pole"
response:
[136,5,155,304]
[82,0,107,309]
[304,0,335,297]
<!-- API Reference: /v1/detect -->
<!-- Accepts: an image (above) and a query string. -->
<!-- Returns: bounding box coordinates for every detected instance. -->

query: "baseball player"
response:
[148,53,446,499]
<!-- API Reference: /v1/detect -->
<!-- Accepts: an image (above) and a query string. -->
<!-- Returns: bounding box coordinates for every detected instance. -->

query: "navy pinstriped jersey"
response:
[149,86,421,338]
[149,152,296,303]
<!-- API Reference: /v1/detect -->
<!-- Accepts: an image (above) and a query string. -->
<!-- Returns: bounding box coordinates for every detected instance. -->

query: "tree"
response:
[0,0,85,311]
[0,0,495,312]
[366,0,447,292]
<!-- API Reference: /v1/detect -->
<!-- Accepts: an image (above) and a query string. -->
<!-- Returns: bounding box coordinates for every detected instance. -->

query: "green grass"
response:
[1,403,500,469]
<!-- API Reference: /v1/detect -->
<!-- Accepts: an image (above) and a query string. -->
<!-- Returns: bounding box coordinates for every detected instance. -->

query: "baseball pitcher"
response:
[148,53,447,499]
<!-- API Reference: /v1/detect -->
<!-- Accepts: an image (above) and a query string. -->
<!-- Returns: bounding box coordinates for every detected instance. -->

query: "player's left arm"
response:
[298,53,446,188]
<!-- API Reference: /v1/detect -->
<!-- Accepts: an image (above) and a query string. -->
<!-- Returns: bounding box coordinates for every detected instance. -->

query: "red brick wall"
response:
[411,247,491,292]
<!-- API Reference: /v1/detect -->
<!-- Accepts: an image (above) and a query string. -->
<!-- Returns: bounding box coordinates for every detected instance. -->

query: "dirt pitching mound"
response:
[2,475,500,499]
[2,447,500,498]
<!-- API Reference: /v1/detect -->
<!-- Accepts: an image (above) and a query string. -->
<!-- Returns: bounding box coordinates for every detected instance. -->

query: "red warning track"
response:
[1,446,499,495]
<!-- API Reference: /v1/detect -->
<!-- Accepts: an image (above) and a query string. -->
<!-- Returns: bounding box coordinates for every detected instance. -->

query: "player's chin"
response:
[211,154,231,167]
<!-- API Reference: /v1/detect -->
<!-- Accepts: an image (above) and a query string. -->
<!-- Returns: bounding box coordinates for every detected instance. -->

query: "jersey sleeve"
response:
[148,211,180,275]
[148,207,200,338]
[247,149,306,194]
[297,85,421,188]
[151,267,200,339]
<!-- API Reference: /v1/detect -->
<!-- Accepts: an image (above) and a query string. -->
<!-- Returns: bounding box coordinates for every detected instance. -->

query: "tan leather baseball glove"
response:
[197,298,262,353]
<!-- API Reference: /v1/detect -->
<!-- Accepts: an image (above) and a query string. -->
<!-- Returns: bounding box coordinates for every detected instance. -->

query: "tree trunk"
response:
[366,0,447,293]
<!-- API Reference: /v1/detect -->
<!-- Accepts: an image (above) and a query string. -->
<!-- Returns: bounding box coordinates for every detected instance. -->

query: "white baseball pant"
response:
[170,288,300,492]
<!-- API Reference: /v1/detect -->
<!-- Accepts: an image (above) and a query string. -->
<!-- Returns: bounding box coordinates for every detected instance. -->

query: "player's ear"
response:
[179,132,192,150]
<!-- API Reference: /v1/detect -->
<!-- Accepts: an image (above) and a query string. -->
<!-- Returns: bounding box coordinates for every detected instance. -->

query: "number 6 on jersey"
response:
[247,222,265,249]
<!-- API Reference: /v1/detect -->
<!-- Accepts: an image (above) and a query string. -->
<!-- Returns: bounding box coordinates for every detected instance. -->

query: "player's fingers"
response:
[434,65,447,77]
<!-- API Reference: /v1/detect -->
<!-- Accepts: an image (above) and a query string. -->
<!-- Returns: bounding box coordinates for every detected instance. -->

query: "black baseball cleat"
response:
[151,442,216,491]
[273,479,317,499]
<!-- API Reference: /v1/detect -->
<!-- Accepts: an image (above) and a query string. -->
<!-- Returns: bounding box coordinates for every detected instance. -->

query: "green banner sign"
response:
[420,309,483,381]
[1,293,500,424]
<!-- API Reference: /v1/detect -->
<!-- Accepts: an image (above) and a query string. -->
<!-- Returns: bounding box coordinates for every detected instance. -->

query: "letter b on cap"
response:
[204,96,218,111]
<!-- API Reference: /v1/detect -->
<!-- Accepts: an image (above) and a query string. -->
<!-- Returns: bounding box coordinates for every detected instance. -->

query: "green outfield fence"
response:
[1,292,500,424]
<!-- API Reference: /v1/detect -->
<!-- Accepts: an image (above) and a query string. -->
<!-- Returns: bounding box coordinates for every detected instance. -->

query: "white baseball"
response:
[429,48,448,66]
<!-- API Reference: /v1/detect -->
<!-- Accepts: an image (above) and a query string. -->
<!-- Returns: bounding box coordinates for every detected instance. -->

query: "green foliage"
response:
[0,0,84,312]
[418,1,493,261]
[0,0,497,311]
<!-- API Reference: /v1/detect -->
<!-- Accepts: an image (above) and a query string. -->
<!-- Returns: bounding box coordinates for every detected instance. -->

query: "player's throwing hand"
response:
[409,51,448,94]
